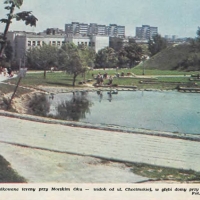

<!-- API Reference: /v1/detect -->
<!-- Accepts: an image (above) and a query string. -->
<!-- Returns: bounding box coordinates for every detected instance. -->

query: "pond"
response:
[46,90,200,135]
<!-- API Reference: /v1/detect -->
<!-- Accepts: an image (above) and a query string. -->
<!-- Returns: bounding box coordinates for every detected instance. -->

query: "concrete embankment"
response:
[1,111,200,173]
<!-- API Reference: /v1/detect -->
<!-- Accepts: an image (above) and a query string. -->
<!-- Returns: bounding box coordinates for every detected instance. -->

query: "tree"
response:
[148,34,167,56]
[95,47,118,68]
[117,48,129,68]
[0,0,37,59]
[59,43,94,86]
[26,44,59,78]
[121,43,143,67]
[109,37,124,52]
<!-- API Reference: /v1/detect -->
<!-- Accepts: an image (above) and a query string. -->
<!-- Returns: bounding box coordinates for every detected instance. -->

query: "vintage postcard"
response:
[0,0,200,199]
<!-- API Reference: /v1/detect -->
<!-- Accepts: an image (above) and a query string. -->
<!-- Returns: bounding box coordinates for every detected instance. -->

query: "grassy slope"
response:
[140,44,199,71]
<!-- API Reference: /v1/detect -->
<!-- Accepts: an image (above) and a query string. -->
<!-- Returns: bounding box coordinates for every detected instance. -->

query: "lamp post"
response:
[142,55,146,75]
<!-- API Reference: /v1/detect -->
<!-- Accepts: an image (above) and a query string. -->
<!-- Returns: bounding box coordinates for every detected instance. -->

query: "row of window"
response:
[27,40,96,47]
[27,41,65,46]
[77,41,95,46]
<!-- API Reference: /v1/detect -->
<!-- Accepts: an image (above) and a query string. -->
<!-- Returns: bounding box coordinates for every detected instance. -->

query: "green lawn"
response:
[128,162,200,182]
[2,69,199,94]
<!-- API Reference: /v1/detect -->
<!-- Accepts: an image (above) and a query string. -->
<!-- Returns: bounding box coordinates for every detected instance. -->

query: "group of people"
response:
[95,72,113,86]
[0,67,14,78]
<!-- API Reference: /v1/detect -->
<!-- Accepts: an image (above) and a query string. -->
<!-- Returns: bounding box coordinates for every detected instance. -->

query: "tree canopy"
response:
[0,0,37,60]
[26,44,59,78]
[95,47,118,68]
[122,43,143,67]
[148,34,168,56]
[59,43,95,86]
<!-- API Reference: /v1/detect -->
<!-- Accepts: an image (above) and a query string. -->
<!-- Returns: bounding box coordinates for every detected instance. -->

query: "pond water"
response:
[47,90,200,134]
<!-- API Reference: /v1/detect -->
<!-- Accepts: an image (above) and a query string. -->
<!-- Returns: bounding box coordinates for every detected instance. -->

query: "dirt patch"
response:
[11,92,38,114]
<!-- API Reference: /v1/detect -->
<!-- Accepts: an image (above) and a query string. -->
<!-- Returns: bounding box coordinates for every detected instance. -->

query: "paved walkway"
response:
[0,115,200,172]
[0,74,17,83]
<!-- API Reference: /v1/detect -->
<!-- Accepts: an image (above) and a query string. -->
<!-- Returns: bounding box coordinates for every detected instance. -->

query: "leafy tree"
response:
[109,37,124,52]
[95,47,118,68]
[26,44,59,78]
[59,43,94,86]
[0,0,37,59]
[148,34,167,56]
[117,48,129,68]
[121,43,143,67]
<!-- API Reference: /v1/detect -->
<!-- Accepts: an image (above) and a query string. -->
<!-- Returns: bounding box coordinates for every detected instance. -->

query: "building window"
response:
[32,41,36,46]
[85,42,87,46]
[81,42,84,45]
[89,42,91,46]
[28,41,31,46]
[37,41,40,46]
[52,41,56,46]
[57,41,61,46]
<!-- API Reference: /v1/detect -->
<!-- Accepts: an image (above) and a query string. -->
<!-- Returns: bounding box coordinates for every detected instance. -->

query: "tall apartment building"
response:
[108,24,125,38]
[65,22,89,36]
[136,25,158,40]
[88,23,108,35]
[65,22,125,37]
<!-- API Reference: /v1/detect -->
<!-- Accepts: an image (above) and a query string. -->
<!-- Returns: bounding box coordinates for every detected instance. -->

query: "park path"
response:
[0,115,200,172]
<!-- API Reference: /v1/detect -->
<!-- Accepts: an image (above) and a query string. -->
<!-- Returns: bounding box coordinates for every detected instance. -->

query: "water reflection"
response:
[29,94,50,117]
[34,91,200,134]
[97,90,103,102]
[55,92,93,121]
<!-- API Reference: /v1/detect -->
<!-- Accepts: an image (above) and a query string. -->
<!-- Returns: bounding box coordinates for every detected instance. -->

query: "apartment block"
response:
[108,24,125,38]
[65,22,125,38]
[136,25,158,40]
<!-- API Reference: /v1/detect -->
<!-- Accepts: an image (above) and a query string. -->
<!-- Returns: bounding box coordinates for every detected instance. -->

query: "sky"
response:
[0,0,199,38]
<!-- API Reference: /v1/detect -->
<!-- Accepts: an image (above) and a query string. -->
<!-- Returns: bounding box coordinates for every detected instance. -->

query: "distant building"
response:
[7,31,66,60]
[7,31,109,61]
[65,22,89,36]
[165,35,179,42]
[108,24,125,38]
[65,22,125,38]
[136,25,158,40]
[65,35,109,53]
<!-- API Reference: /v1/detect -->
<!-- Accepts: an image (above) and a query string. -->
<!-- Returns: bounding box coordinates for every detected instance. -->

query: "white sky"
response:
[0,0,199,38]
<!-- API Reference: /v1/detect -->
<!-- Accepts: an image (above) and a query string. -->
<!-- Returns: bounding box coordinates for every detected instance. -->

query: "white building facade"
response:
[7,32,66,60]
[65,35,109,53]
[7,31,109,61]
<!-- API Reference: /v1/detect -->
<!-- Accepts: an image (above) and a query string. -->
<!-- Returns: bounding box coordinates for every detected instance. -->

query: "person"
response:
[109,76,113,85]
[100,75,104,85]
[7,67,12,76]
[3,68,7,76]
